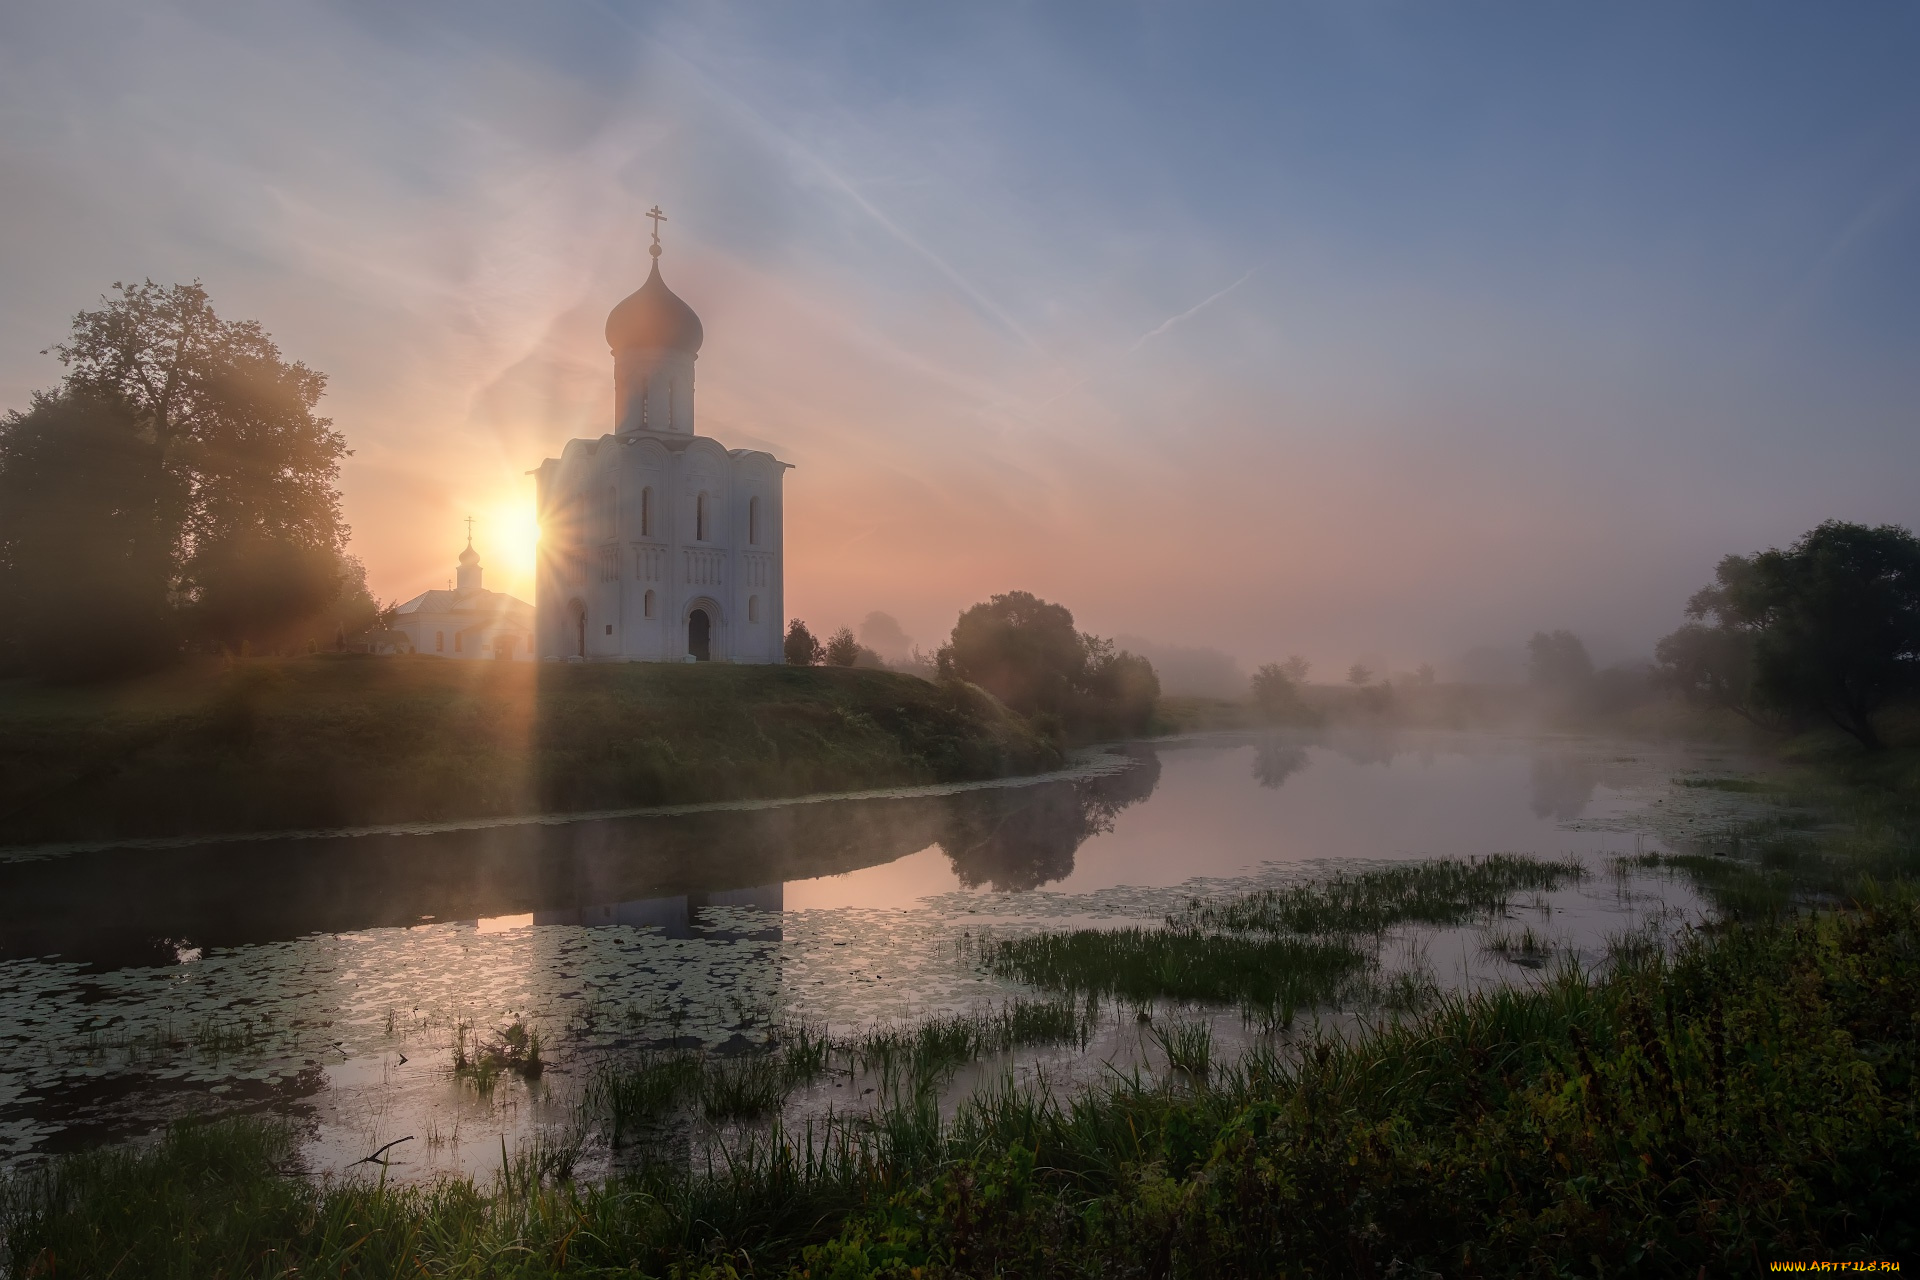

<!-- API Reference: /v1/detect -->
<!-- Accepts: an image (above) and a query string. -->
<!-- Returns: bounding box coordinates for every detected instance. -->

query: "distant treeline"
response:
[1236,519,1920,750]
[0,281,373,680]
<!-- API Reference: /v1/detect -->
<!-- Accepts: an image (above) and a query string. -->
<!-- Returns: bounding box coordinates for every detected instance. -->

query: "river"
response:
[0,729,1763,1183]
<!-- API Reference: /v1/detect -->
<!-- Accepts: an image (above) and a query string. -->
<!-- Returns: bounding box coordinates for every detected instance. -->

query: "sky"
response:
[2,2,1917,677]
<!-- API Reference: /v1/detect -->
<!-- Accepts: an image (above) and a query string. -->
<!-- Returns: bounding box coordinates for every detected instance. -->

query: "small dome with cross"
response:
[605,206,704,355]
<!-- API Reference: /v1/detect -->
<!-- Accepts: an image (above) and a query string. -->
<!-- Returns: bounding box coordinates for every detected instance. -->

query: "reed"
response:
[1178,852,1587,935]
[987,926,1371,1020]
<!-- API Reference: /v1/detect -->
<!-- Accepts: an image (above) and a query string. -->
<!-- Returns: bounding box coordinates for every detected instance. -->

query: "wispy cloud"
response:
[598,5,1040,353]
[1128,265,1259,353]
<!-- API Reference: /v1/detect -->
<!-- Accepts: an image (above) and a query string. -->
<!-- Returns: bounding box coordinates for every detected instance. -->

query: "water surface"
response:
[0,730,1760,1181]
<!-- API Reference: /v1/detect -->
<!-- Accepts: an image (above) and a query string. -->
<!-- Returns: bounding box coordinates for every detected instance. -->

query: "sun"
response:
[482,495,542,595]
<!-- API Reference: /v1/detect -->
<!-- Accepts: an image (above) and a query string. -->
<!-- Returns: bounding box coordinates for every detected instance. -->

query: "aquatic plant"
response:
[1177,852,1587,935]
[699,1053,788,1121]
[1675,774,1775,792]
[1146,1017,1213,1082]
[1620,851,1799,920]
[450,1018,543,1094]
[987,927,1371,1021]
[1483,923,1555,967]
[584,1051,703,1148]
[776,1018,833,1084]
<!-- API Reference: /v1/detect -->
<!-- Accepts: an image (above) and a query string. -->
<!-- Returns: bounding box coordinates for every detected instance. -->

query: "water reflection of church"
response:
[534,885,783,939]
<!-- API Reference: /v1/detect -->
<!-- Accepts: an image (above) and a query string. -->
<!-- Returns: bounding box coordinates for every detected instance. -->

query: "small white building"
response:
[531,219,789,663]
[390,540,535,660]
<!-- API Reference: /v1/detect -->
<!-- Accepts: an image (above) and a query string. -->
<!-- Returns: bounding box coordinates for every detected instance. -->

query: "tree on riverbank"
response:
[938,590,1159,740]
[0,280,360,676]
[1250,661,1316,724]
[1658,520,1920,749]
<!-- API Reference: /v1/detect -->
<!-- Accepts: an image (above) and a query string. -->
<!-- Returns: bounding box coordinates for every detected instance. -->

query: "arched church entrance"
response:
[568,600,587,658]
[688,608,712,662]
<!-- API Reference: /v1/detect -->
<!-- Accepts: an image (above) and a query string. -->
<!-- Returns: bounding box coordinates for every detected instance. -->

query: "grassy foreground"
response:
[5,896,1917,1275]
[0,658,1060,845]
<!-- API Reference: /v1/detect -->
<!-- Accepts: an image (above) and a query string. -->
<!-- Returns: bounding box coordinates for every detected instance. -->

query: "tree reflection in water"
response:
[1530,752,1601,820]
[1251,736,1310,790]
[935,746,1161,891]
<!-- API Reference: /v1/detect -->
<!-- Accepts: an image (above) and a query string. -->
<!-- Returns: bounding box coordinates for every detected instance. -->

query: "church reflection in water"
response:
[533,885,786,940]
[0,747,1162,966]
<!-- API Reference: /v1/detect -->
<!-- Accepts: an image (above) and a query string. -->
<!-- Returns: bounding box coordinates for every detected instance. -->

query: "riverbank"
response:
[0,658,1061,846]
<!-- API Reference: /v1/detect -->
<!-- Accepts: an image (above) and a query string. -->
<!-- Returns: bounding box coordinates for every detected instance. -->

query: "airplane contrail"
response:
[597,5,1039,352]
[1129,266,1260,353]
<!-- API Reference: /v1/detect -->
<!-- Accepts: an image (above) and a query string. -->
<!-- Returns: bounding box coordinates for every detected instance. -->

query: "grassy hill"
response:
[0,657,1062,846]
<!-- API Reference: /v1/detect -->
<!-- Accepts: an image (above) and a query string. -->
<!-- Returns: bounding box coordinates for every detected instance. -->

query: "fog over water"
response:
[2,4,1917,671]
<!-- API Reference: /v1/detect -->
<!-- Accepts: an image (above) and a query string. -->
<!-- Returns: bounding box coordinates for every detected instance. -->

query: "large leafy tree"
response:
[1657,522,1920,749]
[45,280,351,651]
[938,590,1159,737]
[1654,554,1774,727]
[0,390,182,679]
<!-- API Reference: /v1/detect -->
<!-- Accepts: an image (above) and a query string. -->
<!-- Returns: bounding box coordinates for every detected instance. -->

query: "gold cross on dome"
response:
[464,514,475,543]
[646,205,667,246]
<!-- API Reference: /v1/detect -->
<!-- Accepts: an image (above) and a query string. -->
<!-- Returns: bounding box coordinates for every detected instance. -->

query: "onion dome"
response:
[605,248,704,354]
[458,539,480,568]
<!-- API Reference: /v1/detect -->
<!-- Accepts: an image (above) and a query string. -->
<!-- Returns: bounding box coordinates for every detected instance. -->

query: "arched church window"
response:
[435,631,444,653]
[696,492,708,541]
[748,595,760,623]
[640,487,653,537]
[749,496,759,545]
[644,589,656,618]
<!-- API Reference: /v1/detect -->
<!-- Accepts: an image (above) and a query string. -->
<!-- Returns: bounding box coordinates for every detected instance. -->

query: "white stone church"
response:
[532,217,788,663]
[387,536,536,660]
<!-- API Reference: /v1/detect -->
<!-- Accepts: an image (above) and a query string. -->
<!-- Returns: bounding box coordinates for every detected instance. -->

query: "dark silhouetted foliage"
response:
[823,626,863,667]
[1527,628,1594,693]
[193,535,345,655]
[1658,521,1920,748]
[784,618,824,666]
[938,590,1158,739]
[0,390,181,680]
[1250,662,1316,724]
[43,280,352,655]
